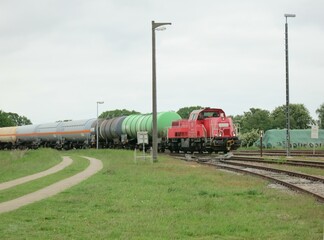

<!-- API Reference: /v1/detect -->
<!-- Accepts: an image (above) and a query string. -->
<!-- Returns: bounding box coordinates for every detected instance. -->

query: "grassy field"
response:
[0,149,62,182]
[0,149,323,239]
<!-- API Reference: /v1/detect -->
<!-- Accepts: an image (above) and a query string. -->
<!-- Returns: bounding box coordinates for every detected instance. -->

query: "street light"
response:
[152,20,171,162]
[96,101,104,149]
[284,13,296,157]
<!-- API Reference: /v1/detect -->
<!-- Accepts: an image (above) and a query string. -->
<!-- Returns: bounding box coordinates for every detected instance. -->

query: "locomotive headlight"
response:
[233,132,236,136]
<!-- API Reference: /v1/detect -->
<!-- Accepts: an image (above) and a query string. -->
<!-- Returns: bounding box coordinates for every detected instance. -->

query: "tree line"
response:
[2,103,323,136]
[0,110,32,127]
[233,103,324,147]
[176,104,324,130]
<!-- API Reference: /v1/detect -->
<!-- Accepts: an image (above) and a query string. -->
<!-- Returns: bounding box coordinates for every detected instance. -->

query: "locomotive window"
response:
[219,123,229,128]
[204,112,219,118]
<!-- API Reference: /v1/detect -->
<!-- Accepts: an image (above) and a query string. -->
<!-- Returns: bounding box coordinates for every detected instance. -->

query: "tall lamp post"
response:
[96,101,104,149]
[152,20,171,162]
[284,14,296,157]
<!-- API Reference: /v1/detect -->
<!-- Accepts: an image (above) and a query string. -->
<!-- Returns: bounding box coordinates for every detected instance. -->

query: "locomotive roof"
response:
[191,108,225,115]
[189,108,226,120]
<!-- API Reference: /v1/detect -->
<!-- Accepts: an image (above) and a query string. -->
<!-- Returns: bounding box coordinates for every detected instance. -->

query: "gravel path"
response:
[0,156,103,214]
[0,156,73,191]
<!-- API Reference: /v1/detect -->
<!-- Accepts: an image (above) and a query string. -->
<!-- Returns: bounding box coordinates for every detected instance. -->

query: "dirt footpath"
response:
[0,156,103,214]
[0,156,73,191]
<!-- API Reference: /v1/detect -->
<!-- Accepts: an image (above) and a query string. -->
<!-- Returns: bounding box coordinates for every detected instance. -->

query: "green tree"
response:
[316,103,324,128]
[99,109,140,119]
[0,110,32,127]
[177,106,203,119]
[239,108,272,134]
[271,104,311,129]
[0,111,11,127]
[7,112,32,126]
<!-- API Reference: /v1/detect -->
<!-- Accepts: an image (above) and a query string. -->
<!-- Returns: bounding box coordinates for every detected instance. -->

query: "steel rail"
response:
[220,160,324,183]
[170,154,324,202]
[200,160,324,202]
[234,150,324,158]
[229,156,324,169]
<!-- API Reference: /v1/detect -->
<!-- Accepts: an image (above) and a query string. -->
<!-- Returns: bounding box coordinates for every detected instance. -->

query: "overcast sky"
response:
[1,0,323,124]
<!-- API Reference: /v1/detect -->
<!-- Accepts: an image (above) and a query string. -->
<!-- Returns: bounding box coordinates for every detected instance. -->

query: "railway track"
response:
[172,154,324,202]
[234,149,324,157]
[230,156,324,169]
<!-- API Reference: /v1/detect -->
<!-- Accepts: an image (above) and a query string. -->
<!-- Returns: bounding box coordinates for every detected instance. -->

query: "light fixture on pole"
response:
[284,13,296,157]
[96,101,104,149]
[151,20,171,162]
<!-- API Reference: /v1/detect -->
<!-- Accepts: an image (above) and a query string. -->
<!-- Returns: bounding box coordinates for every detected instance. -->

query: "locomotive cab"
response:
[189,108,224,121]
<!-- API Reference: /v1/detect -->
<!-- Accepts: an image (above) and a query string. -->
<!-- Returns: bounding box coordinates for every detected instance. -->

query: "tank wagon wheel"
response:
[158,148,165,153]
[63,145,69,150]
[82,144,89,149]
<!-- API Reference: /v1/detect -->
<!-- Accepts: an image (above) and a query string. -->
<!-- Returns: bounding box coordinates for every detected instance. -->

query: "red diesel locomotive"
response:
[167,108,240,153]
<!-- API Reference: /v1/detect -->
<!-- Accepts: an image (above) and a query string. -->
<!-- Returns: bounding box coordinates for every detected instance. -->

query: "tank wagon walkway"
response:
[0,156,103,214]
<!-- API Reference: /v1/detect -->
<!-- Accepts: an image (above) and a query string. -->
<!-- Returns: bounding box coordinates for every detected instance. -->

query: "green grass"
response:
[0,149,323,239]
[0,149,62,182]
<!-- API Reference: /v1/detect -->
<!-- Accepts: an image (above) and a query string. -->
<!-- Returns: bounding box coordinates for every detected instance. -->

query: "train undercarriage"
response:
[168,137,241,154]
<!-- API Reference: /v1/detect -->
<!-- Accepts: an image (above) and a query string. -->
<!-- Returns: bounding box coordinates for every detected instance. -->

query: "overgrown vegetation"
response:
[234,104,316,135]
[0,149,323,239]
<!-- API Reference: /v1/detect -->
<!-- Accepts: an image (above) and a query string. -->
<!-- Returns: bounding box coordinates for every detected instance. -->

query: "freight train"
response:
[0,112,181,151]
[0,108,240,153]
